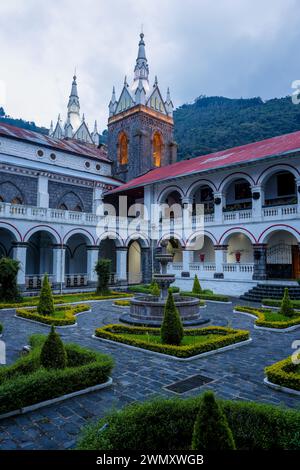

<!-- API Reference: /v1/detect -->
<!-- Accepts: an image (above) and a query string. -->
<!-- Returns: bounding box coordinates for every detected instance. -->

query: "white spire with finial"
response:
[132,30,149,93]
[109,86,118,116]
[153,75,158,88]
[67,73,81,131]
[49,120,53,135]
[165,86,174,116]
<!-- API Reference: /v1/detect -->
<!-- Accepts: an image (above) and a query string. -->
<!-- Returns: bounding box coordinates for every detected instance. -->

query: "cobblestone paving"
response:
[0,298,299,449]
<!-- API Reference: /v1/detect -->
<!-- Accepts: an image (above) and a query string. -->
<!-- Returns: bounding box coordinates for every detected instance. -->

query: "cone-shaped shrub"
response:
[192,274,202,294]
[40,326,67,370]
[191,391,236,450]
[37,274,54,316]
[150,281,160,297]
[0,257,21,302]
[279,288,294,317]
[161,289,184,345]
[95,259,111,295]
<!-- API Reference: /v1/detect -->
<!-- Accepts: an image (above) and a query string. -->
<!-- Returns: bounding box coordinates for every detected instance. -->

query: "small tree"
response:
[40,326,67,370]
[37,274,54,316]
[279,288,294,317]
[161,289,184,345]
[95,258,111,295]
[191,391,236,450]
[192,274,202,294]
[150,281,160,297]
[0,257,21,302]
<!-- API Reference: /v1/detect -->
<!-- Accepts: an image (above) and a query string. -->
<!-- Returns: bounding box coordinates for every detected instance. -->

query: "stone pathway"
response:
[0,298,299,449]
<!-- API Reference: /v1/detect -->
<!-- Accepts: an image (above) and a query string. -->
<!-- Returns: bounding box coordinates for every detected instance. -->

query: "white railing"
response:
[189,262,216,272]
[222,263,254,278]
[263,204,298,219]
[223,209,252,222]
[25,274,54,289]
[65,273,88,287]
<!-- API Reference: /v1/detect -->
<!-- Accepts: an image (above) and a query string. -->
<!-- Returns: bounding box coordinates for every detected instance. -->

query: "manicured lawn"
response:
[16,304,90,326]
[234,305,300,329]
[265,355,300,391]
[95,324,250,358]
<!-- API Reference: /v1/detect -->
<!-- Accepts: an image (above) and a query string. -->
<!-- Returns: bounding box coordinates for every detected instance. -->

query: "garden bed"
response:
[94,324,250,359]
[16,304,90,326]
[262,298,300,309]
[77,395,300,450]
[181,291,230,303]
[128,285,180,295]
[265,356,300,394]
[0,291,132,310]
[0,334,113,418]
[113,300,131,307]
[234,306,300,330]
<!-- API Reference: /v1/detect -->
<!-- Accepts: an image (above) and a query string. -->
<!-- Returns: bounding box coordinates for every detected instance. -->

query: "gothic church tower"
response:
[108,33,177,182]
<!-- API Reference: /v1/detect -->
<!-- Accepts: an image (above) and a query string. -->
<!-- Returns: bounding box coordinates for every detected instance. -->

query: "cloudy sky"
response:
[0,0,299,131]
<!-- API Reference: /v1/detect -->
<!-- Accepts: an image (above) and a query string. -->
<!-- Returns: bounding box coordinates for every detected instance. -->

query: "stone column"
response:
[87,246,99,286]
[37,175,49,208]
[116,247,128,283]
[251,185,263,221]
[213,192,223,224]
[296,178,300,214]
[182,248,193,276]
[52,245,66,290]
[13,242,28,290]
[213,244,227,279]
[252,243,267,280]
[141,246,152,284]
[93,187,104,214]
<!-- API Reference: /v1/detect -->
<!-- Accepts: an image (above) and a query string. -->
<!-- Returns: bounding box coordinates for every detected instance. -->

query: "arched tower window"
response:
[118,132,128,165]
[153,131,163,167]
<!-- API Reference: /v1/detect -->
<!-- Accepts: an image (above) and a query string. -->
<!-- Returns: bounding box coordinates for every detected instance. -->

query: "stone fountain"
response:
[120,241,209,327]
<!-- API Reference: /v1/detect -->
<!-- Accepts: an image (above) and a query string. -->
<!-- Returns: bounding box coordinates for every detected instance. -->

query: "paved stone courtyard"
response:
[0,298,299,449]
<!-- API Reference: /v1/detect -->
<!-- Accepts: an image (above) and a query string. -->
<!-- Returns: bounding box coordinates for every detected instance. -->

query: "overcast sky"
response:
[0,0,299,131]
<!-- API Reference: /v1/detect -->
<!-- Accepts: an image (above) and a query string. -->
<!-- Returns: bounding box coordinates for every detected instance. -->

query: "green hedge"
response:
[0,291,132,310]
[113,300,131,307]
[95,324,249,358]
[263,298,300,309]
[181,291,229,302]
[0,324,2,334]
[16,304,90,326]
[128,285,180,294]
[234,305,300,329]
[0,335,114,415]
[265,356,300,391]
[77,395,300,450]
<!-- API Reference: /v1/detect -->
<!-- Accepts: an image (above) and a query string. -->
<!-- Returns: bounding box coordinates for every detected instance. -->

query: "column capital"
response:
[86,245,99,251]
[52,244,67,249]
[214,244,228,250]
[252,243,267,249]
[116,246,128,251]
[12,241,28,248]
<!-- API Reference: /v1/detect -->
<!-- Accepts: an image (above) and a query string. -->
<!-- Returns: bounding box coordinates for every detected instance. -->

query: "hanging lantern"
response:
[235,251,241,263]
[199,253,205,262]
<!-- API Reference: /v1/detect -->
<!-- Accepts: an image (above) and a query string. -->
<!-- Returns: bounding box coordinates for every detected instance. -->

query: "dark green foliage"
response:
[0,335,113,415]
[174,95,300,160]
[37,274,54,316]
[0,323,2,334]
[40,326,67,370]
[0,257,20,302]
[192,275,201,294]
[77,395,300,450]
[160,290,184,345]
[0,113,48,134]
[128,284,180,294]
[95,259,111,295]
[279,288,294,317]
[150,281,160,296]
[191,391,236,450]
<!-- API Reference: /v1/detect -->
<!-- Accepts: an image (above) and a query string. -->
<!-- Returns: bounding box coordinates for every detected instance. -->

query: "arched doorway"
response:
[223,178,252,212]
[152,131,163,167]
[26,231,55,289]
[265,230,299,279]
[225,232,254,264]
[128,240,142,284]
[98,237,117,284]
[65,233,88,287]
[0,227,16,259]
[263,170,297,207]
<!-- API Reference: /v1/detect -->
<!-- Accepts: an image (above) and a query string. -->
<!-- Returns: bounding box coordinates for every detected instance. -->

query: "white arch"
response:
[23,225,61,244]
[186,179,216,199]
[258,225,300,244]
[257,164,299,186]
[125,233,150,248]
[157,185,184,204]
[157,233,185,248]
[97,231,125,248]
[64,228,95,245]
[0,221,21,242]
[218,172,254,193]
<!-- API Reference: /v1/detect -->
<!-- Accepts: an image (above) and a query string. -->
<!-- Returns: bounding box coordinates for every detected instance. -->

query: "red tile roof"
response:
[109,130,300,193]
[0,121,110,162]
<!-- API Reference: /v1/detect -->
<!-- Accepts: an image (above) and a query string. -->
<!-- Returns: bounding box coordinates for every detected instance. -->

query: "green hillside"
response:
[173,95,300,160]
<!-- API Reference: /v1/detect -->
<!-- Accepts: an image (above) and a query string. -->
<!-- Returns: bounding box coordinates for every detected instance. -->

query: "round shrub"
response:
[0,257,20,302]
[192,274,202,294]
[40,326,67,370]
[150,281,160,297]
[191,391,236,450]
[95,259,111,295]
[161,289,183,345]
[37,274,54,316]
[279,288,294,317]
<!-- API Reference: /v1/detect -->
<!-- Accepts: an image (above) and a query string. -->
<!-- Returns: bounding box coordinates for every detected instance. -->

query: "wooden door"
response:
[292,245,300,279]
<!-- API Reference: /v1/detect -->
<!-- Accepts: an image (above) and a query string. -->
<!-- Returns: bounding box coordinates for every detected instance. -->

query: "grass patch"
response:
[128,285,180,295]
[16,304,90,326]
[0,334,113,415]
[113,300,131,307]
[234,305,300,329]
[0,291,132,310]
[263,298,300,309]
[94,324,249,358]
[265,355,300,391]
[181,291,229,302]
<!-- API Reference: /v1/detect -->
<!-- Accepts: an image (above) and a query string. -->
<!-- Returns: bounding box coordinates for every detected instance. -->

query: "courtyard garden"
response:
[265,355,300,393]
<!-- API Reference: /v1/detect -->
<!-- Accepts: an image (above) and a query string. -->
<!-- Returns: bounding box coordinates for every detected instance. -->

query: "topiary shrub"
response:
[37,274,54,316]
[40,326,67,370]
[161,289,184,346]
[279,288,294,317]
[191,391,236,450]
[192,274,202,294]
[95,259,111,295]
[0,257,21,302]
[150,281,160,297]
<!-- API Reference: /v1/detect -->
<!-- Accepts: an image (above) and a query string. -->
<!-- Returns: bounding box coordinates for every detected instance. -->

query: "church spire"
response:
[67,74,81,130]
[132,32,149,92]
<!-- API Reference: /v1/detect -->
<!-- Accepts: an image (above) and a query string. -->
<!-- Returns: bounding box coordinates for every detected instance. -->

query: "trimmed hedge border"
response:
[0,337,114,416]
[0,291,132,310]
[263,298,300,309]
[265,356,300,393]
[181,291,230,303]
[94,324,250,359]
[234,306,300,330]
[16,304,90,326]
[128,285,180,295]
[113,300,131,307]
[77,395,300,450]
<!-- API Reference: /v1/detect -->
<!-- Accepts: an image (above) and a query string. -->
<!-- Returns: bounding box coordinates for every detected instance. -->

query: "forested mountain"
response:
[173,95,300,160]
[0,107,49,134]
